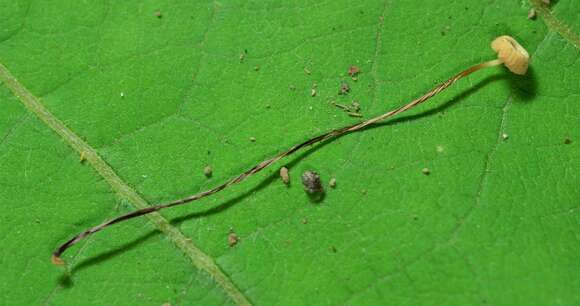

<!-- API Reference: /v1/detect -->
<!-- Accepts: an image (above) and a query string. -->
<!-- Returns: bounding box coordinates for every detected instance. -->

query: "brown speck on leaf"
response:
[542,0,550,5]
[162,303,171,306]
[302,170,323,194]
[304,67,311,75]
[280,166,290,185]
[311,84,317,97]
[502,133,509,140]
[331,246,338,253]
[289,84,296,91]
[79,151,86,163]
[228,231,238,247]
[154,10,162,18]
[422,167,430,175]
[329,178,337,188]
[239,53,245,62]
[351,101,361,112]
[302,218,308,224]
[249,137,256,142]
[203,165,213,177]
[339,82,350,95]
[347,112,362,118]
[254,65,260,71]
[528,8,536,20]
[348,66,361,77]
[564,138,572,144]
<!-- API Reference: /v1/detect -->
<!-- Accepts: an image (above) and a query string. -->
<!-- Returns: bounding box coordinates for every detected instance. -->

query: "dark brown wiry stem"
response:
[52,59,503,265]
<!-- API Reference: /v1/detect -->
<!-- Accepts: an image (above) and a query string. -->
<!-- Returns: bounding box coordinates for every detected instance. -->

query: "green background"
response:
[1,0,578,305]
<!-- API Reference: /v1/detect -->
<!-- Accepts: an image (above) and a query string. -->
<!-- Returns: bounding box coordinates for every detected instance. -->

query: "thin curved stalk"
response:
[52,58,503,265]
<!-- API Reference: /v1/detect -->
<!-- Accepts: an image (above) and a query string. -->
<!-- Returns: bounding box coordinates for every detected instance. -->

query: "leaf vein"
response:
[0,61,251,306]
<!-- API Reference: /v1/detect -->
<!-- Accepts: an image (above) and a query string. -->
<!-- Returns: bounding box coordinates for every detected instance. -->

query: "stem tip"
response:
[51,255,65,266]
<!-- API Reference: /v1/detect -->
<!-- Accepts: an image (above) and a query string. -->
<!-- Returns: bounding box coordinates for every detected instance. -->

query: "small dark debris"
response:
[289,84,296,91]
[203,165,213,177]
[154,10,162,18]
[280,166,290,185]
[331,246,337,253]
[304,67,311,75]
[329,178,337,188]
[348,66,361,77]
[421,167,430,175]
[311,84,317,97]
[528,8,537,20]
[228,231,238,247]
[564,138,572,144]
[254,65,260,71]
[339,82,350,95]
[302,218,308,224]
[332,101,349,110]
[302,170,323,194]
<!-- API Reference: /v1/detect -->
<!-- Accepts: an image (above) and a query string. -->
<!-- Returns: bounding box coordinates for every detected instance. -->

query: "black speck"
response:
[339,82,350,95]
[564,138,572,144]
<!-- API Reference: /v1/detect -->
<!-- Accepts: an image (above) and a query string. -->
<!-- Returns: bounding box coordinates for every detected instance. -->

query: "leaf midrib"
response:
[0,61,251,306]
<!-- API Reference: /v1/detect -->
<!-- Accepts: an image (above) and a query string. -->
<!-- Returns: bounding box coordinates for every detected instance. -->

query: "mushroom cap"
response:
[491,36,530,75]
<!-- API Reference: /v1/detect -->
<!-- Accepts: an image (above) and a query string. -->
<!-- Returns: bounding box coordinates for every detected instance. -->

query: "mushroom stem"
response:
[51,58,511,265]
[479,58,504,69]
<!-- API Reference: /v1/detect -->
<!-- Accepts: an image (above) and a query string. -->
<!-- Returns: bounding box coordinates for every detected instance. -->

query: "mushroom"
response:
[490,35,530,75]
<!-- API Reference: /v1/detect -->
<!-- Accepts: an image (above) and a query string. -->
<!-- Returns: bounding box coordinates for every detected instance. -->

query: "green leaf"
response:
[1,1,578,305]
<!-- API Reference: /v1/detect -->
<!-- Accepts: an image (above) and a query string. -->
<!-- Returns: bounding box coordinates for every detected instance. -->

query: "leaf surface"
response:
[0,1,578,305]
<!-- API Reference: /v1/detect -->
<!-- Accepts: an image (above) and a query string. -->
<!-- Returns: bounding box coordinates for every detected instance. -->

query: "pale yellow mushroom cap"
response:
[491,35,530,75]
